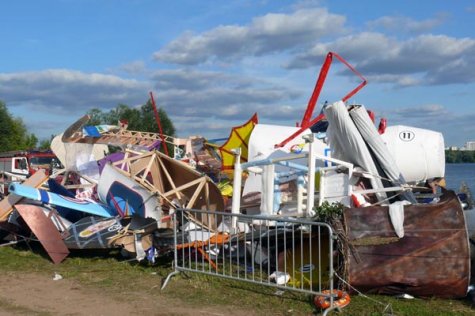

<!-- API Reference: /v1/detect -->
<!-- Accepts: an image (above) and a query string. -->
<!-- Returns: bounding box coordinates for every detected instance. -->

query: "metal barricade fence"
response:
[162,208,338,310]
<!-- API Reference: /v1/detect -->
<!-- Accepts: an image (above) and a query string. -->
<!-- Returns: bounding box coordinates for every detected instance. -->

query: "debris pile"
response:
[0,52,472,312]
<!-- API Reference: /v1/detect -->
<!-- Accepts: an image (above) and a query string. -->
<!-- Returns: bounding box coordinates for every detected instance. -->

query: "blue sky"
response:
[1,0,474,147]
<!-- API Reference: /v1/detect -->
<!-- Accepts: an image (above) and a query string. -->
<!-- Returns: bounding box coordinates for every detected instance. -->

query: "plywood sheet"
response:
[16,204,69,264]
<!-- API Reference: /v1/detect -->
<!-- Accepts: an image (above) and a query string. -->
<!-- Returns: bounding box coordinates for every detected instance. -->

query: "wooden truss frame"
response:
[110,149,224,230]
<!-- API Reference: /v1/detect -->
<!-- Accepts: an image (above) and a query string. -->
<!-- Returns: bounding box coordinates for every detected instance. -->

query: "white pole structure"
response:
[297,175,305,216]
[318,169,325,207]
[231,148,242,230]
[303,134,316,217]
[260,164,274,216]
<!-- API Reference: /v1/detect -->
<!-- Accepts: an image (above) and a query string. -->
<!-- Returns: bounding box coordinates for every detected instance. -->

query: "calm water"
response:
[445,163,475,194]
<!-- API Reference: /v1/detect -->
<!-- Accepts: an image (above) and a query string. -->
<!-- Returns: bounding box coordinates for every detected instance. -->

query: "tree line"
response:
[445,150,475,163]
[3,98,470,164]
[0,100,176,153]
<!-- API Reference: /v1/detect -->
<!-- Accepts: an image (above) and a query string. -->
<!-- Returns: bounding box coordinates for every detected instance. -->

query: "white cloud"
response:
[364,74,422,87]
[0,69,150,111]
[366,14,447,33]
[386,106,475,146]
[150,69,303,123]
[153,8,346,65]
[151,69,250,90]
[285,32,394,69]
[393,104,448,118]
[286,32,475,86]
[172,115,237,138]
[0,68,306,139]
[118,60,146,75]
[466,6,475,13]
[3,6,474,144]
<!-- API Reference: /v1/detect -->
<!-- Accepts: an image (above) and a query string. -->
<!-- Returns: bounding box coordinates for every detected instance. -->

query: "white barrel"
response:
[380,125,445,183]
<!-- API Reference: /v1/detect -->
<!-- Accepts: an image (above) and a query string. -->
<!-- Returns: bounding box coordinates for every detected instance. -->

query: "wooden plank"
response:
[163,178,203,199]
[186,178,206,209]
[64,125,175,147]
[0,169,48,221]
[141,153,155,184]
[149,156,163,193]
[157,156,183,200]
[15,204,69,264]
[129,154,152,179]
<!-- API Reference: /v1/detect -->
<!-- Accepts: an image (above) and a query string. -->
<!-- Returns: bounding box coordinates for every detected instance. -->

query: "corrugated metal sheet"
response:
[344,190,470,298]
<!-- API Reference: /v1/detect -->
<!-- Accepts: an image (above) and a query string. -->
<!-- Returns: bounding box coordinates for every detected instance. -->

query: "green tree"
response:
[25,133,38,149]
[138,100,176,155]
[445,150,457,163]
[445,150,475,163]
[39,135,54,150]
[87,108,106,126]
[0,101,38,151]
[106,104,142,130]
[137,100,176,136]
[90,102,176,136]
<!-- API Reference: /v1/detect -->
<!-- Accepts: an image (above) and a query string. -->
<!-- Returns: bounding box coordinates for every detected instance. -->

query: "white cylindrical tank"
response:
[380,125,445,183]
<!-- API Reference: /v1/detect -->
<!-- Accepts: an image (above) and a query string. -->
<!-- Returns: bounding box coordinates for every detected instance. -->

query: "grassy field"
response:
[0,243,473,316]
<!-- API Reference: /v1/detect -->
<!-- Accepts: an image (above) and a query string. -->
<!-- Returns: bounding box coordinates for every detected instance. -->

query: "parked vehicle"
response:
[0,150,61,197]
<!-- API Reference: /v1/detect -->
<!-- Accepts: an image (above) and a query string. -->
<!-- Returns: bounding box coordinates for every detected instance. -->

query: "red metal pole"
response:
[149,91,169,156]
[275,52,367,148]
[332,52,367,102]
[300,52,333,127]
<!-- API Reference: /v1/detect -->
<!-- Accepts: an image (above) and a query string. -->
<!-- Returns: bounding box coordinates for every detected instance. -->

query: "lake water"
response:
[444,163,475,194]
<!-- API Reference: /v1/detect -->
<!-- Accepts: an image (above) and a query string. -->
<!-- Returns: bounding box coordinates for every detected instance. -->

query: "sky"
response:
[1,0,474,147]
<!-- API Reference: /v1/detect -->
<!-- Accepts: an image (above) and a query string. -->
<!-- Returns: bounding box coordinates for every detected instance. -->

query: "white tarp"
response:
[349,105,417,203]
[324,101,387,202]
[388,200,411,238]
[51,133,109,171]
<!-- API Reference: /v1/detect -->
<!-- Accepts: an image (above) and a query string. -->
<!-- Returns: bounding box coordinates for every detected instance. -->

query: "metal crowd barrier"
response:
[162,208,339,313]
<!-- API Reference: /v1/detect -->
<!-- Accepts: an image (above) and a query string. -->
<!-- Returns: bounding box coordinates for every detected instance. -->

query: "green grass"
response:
[0,243,473,316]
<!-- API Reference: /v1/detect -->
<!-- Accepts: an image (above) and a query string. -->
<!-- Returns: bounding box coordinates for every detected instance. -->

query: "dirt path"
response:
[0,272,254,316]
